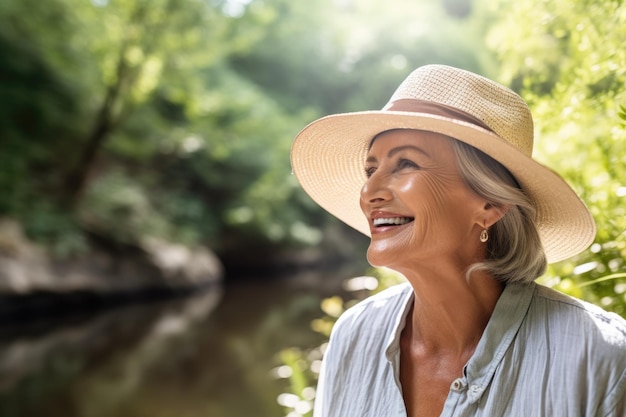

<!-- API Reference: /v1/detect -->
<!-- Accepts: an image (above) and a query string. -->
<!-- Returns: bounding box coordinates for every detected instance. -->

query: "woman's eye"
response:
[364,166,376,178]
[398,159,419,170]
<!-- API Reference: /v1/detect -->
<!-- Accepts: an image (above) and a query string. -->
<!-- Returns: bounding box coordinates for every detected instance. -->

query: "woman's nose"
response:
[360,171,392,204]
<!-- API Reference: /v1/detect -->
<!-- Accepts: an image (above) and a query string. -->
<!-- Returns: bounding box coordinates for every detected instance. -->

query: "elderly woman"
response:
[290,65,626,417]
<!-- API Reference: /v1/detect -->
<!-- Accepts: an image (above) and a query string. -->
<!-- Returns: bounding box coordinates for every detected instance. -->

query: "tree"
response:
[62,0,232,204]
[0,0,268,255]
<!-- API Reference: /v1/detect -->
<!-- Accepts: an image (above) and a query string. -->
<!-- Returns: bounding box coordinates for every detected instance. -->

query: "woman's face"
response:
[360,129,488,271]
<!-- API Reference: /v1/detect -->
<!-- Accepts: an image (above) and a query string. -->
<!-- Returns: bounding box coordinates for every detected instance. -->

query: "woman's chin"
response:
[366,246,394,268]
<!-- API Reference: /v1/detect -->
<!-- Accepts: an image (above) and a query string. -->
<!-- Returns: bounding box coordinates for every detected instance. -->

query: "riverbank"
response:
[0,218,223,319]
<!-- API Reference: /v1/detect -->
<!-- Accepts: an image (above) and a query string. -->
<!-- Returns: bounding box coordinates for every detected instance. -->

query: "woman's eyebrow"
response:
[366,145,431,164]
[388,145,431,159]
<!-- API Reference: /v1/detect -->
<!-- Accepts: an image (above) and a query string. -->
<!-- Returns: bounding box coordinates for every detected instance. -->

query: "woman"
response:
[290,65,626,416]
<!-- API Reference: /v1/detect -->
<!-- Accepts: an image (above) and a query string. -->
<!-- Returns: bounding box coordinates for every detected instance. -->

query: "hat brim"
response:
[290,110,596,264]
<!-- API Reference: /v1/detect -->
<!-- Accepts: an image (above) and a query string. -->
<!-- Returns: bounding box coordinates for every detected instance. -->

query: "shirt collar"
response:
[384,283,414,362]
[463,282,536,403]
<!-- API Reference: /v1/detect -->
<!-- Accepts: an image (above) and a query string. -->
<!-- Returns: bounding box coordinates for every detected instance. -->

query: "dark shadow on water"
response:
[0,271,349,417]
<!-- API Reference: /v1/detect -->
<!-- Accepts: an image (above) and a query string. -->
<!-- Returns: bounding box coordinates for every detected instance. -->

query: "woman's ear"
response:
[481,202,510,228]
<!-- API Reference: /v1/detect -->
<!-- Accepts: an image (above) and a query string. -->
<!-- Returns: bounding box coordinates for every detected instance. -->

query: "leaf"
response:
[619,104,626,122]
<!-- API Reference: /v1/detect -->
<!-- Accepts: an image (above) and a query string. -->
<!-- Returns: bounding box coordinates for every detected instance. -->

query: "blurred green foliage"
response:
[0,0,306,259]
[276,267,406,417]
[487,0,626,315]
[0,0,489,265]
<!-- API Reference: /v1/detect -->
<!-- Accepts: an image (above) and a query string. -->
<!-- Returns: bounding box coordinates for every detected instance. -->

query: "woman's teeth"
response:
[373,217,413,227]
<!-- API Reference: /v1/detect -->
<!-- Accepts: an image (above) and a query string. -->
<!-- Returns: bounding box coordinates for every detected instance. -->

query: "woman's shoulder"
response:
[511,284,626,414]
[531,284,626,350]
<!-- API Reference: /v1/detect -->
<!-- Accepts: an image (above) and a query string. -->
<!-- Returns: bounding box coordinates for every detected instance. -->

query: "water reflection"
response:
[0,278,331,417]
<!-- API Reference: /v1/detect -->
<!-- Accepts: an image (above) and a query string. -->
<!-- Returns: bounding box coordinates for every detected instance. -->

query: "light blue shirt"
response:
[314,282,626,416]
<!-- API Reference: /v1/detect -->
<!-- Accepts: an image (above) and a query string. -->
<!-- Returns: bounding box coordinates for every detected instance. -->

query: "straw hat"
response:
[290,64,595,263]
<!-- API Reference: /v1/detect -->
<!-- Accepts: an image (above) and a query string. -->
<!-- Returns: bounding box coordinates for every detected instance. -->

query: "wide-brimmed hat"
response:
[290,64,595,263]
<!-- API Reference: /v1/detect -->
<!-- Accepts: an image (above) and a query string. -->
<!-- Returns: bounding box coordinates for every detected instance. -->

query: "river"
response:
[0,270,361,417]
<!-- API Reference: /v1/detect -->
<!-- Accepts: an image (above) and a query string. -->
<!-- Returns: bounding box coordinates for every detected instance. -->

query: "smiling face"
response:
[360,129,490,273]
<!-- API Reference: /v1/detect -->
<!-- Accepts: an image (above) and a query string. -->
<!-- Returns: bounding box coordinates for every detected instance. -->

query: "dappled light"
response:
[1,0,625,415]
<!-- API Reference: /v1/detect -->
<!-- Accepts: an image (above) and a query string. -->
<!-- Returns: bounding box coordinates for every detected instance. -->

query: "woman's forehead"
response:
[367,129,454,156]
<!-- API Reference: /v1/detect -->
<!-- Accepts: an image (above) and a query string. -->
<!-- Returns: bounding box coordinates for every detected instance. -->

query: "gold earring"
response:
[480,229,489,243]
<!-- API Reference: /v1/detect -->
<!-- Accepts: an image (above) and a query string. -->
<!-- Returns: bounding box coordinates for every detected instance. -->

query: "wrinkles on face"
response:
[404,166,470,250]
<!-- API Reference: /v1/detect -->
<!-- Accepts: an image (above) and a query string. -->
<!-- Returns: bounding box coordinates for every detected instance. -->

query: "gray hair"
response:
[448,138,547,284]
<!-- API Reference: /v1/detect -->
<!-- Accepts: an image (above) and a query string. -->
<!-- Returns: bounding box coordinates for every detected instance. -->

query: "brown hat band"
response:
[386,99,494,133]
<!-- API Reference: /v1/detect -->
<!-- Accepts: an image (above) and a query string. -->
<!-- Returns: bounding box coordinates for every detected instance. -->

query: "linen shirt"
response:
[313,282,626,417]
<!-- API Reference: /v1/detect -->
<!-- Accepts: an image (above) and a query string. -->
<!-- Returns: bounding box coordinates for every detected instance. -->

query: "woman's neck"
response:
[400,265,504,357]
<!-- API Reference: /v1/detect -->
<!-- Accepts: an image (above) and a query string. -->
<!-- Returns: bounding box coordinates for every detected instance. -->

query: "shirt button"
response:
[450,378,466,392]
